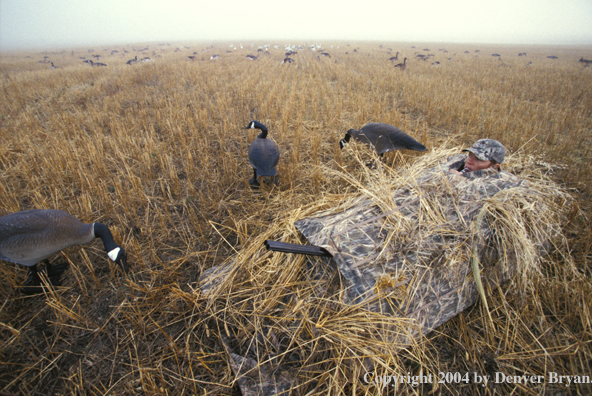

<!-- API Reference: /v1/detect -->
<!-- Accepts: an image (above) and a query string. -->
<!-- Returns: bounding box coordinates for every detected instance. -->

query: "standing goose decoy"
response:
[246,121,280,187]
[339,123,427,156]
[394,57,407,70]
[0,209,128,294]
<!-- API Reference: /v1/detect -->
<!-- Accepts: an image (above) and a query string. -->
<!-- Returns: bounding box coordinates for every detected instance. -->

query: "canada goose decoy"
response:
[0,209,128,294]
[246,121,280,187]
[339,123,427,156]
[394,58,407,70]
[126,55,138,65]
[388,52,400,62]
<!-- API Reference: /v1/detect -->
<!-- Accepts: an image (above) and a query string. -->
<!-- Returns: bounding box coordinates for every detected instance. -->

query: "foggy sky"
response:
[1,0,592,51]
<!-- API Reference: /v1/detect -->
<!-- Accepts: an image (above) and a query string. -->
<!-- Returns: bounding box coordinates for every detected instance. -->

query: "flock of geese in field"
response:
[1,121,427,295]
[35,43,592,69]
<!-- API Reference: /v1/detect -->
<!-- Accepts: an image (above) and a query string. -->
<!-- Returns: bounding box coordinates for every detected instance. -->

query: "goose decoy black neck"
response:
[94,222,128,272]
[246,120,268,138]
[339,130,354,149]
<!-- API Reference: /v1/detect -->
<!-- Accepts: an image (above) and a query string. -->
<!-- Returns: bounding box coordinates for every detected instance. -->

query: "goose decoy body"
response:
[0,209,128,293]
[246,121,280,187]
[339,123,427,155]
[394,57,407,70]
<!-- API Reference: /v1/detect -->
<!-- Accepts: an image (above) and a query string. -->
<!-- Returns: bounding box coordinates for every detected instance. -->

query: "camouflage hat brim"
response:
[462,148,490,162]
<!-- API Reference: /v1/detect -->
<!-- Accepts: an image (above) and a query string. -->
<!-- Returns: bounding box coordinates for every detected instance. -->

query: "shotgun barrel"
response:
[264,240,332,257]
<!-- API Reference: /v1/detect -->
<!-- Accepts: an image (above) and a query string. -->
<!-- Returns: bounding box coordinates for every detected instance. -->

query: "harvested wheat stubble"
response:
[200,146,579,395]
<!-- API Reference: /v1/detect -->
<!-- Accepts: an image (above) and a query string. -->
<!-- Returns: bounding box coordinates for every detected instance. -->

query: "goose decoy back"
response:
[339,123,427,154]
[246,121,280,186]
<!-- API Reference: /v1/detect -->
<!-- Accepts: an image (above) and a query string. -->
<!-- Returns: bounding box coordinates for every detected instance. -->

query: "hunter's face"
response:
[465,152,493,172]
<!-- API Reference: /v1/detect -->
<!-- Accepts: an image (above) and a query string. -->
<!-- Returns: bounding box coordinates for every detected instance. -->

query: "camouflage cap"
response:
[462,139,506,164]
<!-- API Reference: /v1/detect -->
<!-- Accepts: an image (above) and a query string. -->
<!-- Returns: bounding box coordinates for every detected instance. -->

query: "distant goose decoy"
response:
[339,123,427,156]
[281,57,295,64]
[394,57,407,70]
[246,55,258,60]
[126,55,138,65]
[0,209,128,294]
[388,52,400,61]
[246,121,280,187]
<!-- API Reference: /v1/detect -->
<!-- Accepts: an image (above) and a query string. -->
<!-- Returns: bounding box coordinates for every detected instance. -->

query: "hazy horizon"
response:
[2,0,592,52]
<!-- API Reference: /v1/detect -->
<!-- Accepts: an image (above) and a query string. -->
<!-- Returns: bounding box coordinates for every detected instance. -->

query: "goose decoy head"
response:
[246,120,268,137]
[339,130,354,149]
[108,246,128,272]
[94,223,129,272]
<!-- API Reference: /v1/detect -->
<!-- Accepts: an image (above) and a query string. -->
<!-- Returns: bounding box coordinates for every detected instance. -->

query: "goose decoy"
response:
[339,123,427,156]
[126,55,138,65]
[394,57,407,70]
[246,121,280,187]
[388,52,400,62]
[0,209,128,294]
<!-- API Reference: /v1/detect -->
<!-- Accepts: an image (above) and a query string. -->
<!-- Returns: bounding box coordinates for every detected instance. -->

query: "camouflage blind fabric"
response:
[295,154,525,342]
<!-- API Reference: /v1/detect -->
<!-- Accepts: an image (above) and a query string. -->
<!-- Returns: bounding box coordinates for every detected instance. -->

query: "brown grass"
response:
[0,41,591,395]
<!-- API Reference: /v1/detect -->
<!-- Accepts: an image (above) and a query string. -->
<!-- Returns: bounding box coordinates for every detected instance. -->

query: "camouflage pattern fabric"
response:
[295,154,525,342]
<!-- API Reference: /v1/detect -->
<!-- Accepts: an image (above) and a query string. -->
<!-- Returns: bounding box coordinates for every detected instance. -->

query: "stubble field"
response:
[1,41,591,395]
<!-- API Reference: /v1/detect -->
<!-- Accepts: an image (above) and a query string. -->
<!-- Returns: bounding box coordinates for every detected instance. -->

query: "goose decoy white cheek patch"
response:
[107,247,121,261]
